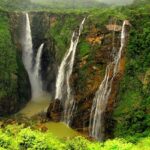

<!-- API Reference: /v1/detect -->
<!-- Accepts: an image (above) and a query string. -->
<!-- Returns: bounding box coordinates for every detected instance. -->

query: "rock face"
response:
[47,99,63,122]
[9,12,59,98]
[71,20,128,136]
[46,16,130,138]
[30,12,58,94]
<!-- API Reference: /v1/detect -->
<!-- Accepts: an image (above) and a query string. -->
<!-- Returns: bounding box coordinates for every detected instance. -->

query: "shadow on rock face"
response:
[47,99,63,122]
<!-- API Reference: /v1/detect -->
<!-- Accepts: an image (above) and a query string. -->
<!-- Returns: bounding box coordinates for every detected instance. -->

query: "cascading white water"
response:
[21,13,44,100]
[55,18,86,125]
[89,21,126,140]
[22,13,33,74]
[34,43,44,79]
[32,43,44,99]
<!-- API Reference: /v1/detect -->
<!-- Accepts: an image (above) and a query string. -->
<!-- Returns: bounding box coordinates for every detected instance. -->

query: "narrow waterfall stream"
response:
[55,18,86,125]
[32,43,44,99]
[34,43,44,79]
[21,13,44,100]
[89,21,126,140]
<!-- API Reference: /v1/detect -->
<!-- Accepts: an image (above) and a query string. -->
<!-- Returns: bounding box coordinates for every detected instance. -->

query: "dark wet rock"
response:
[47,99,63,122]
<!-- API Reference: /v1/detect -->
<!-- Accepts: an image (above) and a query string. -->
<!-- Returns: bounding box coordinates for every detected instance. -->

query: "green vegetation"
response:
[0,0,150,148]
[0,124,149,150]
[0,13,17,104]
[0,0,106,11]
[113,6,150,140]
[0,0,33,11]
[31,0,105,9]
[0,11,30,115]
[48,15,84,61]
[78,40,91,58]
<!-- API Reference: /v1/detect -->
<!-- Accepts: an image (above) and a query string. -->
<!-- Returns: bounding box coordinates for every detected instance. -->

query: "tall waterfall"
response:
[21,13,44,100]
[89,21,126,140]
[55,18,86,125]
[22,13,33,74]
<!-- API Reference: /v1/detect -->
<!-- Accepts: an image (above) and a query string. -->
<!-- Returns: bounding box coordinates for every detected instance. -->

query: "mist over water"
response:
[21,13,44,101]
[99,0,134,5]
[31,0,134,6]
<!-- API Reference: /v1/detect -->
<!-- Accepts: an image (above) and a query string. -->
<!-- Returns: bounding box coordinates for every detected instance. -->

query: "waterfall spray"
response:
[89,21,126,140]
[55,18,86,125]
[21,13,44,100]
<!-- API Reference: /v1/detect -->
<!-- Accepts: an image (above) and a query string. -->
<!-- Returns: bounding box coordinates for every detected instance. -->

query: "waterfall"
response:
[22,13,33,74]
[55,18,86,125]
[21,13,44,100]
[89,21,126,140]
[32,43,44,99]
[34,43,44,79]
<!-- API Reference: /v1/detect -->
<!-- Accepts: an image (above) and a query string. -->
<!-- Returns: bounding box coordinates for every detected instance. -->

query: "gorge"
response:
[4,12,128,140]
[0,0,150,149]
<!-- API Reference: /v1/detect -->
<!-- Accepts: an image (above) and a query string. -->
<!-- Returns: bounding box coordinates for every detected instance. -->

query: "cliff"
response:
[0,11,31,116]
[0,6,149,140]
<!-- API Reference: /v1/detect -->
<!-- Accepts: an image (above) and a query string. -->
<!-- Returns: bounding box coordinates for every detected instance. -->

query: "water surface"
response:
[19,95,50,117]
[44,122,79,138]
[19,95,80,138]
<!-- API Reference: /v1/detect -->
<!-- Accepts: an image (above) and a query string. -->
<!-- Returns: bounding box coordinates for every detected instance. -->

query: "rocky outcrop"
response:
[47,99,63,122]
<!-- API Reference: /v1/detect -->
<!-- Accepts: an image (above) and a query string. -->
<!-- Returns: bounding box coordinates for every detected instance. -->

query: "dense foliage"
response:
[31,0,105,9]
[113,3,150,140]
[0,13,17,106]
[0,12,30,115]
[0,0,30,11]
[0,0,106,11]
[0,124,149,150]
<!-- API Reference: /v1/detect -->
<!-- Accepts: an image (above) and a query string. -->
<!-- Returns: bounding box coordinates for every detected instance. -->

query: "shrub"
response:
[0,124,149,150]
